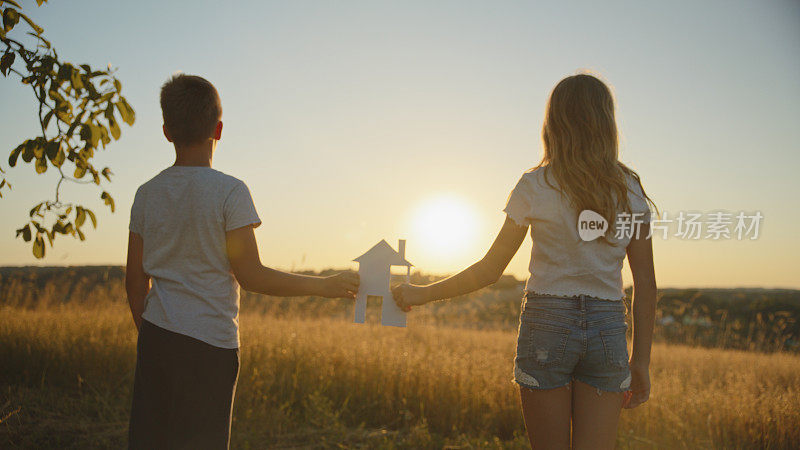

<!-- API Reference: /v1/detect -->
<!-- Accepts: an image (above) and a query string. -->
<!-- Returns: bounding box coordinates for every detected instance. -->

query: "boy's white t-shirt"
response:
[504,166,651,301]
[129,166,261,348]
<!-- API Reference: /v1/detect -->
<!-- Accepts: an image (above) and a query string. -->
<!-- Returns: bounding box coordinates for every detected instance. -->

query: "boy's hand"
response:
[623,360,651,409]
[392,283,428,311]
[320,271,359,299]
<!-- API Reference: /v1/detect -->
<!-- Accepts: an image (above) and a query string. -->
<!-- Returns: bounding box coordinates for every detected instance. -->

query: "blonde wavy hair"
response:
[536,73,656,241]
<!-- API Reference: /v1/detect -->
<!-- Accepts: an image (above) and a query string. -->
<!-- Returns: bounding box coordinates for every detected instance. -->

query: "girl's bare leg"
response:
[571,379,624,450]
[519,383,572,449]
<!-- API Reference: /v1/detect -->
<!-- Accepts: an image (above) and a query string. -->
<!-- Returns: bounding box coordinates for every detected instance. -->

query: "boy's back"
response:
[127,73,358,450]
[130,166,260,348]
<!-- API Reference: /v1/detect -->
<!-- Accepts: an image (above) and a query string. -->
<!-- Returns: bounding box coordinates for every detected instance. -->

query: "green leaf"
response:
[42,109,53,128]
[32,138,44,159]
[56,64,71,83]
[16,224,31,242]
[79,124,92,143]
[79,123,101,148]
[8,143,23,167]
[32,234,45,258]
[3,7,20,33]
[91,124,102,147]
[101,167,113,182]
[108,115,120,140]
[21,140,35,163]
[100,126,110,147]
[0,51,14,76]
[55,106,71,124]
[52,147,65,167]
[80,146,93,160]
[100,191,115,212]
[70,68,84,90]
[45,140,59,160]
[116,97,135,125]
[48,86,66,104]
[73,165,86,178]
[39,54,54,71]
[29,202,43,217]
[35,156,47,174]
[75,206,86,227]
[86,209,97,228]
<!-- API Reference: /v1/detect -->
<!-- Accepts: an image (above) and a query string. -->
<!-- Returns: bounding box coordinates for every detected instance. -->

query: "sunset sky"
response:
[1,0,798,289]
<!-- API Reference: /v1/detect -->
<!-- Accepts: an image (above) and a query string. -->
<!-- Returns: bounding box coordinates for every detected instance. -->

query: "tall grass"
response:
[1,303,798,448]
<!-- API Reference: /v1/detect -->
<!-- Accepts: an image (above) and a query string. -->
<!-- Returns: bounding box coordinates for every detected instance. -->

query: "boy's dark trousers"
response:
[129,320,239,450]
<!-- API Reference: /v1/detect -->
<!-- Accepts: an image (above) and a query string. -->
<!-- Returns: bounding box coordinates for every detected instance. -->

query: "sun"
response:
[411,194,480,261]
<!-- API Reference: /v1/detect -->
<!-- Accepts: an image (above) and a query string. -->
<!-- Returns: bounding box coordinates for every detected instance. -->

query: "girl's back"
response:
[505,165,651,301]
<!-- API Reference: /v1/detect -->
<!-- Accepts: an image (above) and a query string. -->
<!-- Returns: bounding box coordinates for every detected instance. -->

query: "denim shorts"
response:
[513,293,632,394]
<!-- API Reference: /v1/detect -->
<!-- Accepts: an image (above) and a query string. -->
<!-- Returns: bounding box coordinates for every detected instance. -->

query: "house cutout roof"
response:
[353,239,412,266]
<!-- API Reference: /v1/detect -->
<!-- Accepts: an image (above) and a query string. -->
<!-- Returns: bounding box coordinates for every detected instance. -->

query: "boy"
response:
[125,74,359,449]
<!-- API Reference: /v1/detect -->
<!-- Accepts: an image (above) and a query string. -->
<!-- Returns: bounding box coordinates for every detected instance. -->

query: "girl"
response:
[392,73,657,449]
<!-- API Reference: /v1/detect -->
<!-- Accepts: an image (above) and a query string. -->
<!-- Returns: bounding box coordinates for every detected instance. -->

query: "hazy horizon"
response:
[1,264,798,292]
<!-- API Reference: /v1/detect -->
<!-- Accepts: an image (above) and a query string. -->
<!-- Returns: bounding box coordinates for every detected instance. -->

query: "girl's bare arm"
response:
[624,223,657,409]
[626,223,658,366]
[393,217,528,307]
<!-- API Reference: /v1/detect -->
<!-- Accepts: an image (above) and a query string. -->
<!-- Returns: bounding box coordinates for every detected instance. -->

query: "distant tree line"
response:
[1,266,797,352]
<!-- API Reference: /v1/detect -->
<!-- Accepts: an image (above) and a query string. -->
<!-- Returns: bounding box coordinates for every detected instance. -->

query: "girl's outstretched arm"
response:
[393,216,528,308]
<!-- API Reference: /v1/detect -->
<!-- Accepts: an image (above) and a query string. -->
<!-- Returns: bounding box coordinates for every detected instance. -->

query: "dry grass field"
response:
[1,302,798,449]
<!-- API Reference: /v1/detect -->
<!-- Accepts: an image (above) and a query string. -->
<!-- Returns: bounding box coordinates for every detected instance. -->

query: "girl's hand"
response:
[320,271,359,299]
[623,361,651,409]
[392,283,429,311]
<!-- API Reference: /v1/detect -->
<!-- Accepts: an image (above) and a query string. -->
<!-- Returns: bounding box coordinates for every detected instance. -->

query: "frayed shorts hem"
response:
[512,378,572,392]
[572,375,630,393]
[513,375,630,394]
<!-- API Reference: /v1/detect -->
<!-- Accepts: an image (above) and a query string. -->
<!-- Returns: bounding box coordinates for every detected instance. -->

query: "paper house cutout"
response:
[353,239,412,327]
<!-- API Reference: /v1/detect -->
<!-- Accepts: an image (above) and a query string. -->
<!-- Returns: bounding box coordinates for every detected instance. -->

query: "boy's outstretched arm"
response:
[393,216,528,308]
[226,225,358,298]
[125,231,150,331]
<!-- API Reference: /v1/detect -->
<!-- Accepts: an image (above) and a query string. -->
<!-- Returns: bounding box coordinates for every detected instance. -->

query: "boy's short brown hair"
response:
[160,74,222,146]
